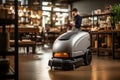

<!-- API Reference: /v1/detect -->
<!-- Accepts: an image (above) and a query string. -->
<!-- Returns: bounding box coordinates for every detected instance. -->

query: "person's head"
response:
[72,8,78,17]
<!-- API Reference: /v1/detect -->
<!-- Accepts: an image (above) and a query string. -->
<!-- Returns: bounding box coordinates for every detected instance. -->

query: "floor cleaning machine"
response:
[48,31,92,70]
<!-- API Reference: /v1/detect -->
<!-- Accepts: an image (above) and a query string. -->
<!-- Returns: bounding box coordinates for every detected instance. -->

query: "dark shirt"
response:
[74,14,82,29]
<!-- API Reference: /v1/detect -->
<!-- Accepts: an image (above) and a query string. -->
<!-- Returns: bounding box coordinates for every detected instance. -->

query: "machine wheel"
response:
[83,49,92,65]
[48,60,53,70]
[62,63,75,70]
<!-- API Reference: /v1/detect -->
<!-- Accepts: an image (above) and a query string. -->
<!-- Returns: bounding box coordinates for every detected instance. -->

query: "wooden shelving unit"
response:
[0,19,15,25]
[0,66,15,79]
[115,48,120,52]
[0,0,18,80]
[90,30,120,59]
[82,13,111,18]
[83,12,120,59]
[99,48,112,51]
[92,47,112,51]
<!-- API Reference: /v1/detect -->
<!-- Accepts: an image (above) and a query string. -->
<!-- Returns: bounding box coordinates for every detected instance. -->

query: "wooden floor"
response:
[16,46,120,80]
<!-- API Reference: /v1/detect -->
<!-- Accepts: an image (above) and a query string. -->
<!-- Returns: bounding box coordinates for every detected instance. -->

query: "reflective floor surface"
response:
[18,47,120,80]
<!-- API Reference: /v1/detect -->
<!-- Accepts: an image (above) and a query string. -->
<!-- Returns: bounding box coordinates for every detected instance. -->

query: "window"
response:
[42,6,51,11]
[18,0,28,5]
[42,1,69,26]
[42,2,51,6]
[53,7,68,12]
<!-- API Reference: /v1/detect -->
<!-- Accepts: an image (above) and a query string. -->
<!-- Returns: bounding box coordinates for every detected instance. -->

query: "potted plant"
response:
[111,4,120,30]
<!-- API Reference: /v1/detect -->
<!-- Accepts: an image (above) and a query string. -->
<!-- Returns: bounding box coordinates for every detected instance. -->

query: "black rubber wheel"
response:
[62,64,75,70]
[83,49,92,65]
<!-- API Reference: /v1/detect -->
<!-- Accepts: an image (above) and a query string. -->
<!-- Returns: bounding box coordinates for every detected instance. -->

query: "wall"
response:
[72,0,120,15]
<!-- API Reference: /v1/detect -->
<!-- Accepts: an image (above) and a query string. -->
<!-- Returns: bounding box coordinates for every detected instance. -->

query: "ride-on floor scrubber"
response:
[48,31,92,70]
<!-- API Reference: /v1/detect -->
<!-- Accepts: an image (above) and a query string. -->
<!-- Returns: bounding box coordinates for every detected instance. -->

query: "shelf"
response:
[92,48,97,50]
[0,19,15,26]
[0,51,15,56]
[92,48,112,51]
[82,13,111,18]
[99,48,112,51]
[115,48,120,52]
[0,0,18,79]
[0,49,15,56]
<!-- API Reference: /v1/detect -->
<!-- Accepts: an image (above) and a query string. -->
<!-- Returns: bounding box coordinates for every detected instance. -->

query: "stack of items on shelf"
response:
[81,5,113,31]
[0,59,9,74]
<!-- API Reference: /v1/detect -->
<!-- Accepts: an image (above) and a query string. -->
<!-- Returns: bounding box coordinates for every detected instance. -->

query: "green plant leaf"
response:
[111,3,120,24]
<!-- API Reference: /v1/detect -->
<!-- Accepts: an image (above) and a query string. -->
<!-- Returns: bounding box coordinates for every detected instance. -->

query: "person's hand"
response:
[70,21,75,26]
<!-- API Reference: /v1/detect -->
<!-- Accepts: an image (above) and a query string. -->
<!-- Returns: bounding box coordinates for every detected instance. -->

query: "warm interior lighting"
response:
[52,17,56,20]
[54,52,69,58]
[47,3,53,7]
[18,12,23,17]
[9,6,15,14]
[31,14,36,18]
[10,6,13,11]
[33,0,40,5]
[36,14,40,19]
[23,8,26,12]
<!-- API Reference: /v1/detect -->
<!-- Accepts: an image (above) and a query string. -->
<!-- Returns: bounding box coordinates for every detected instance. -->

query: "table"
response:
[0,27,39,54]
[43,31,60,44]
[90,30,120,59]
